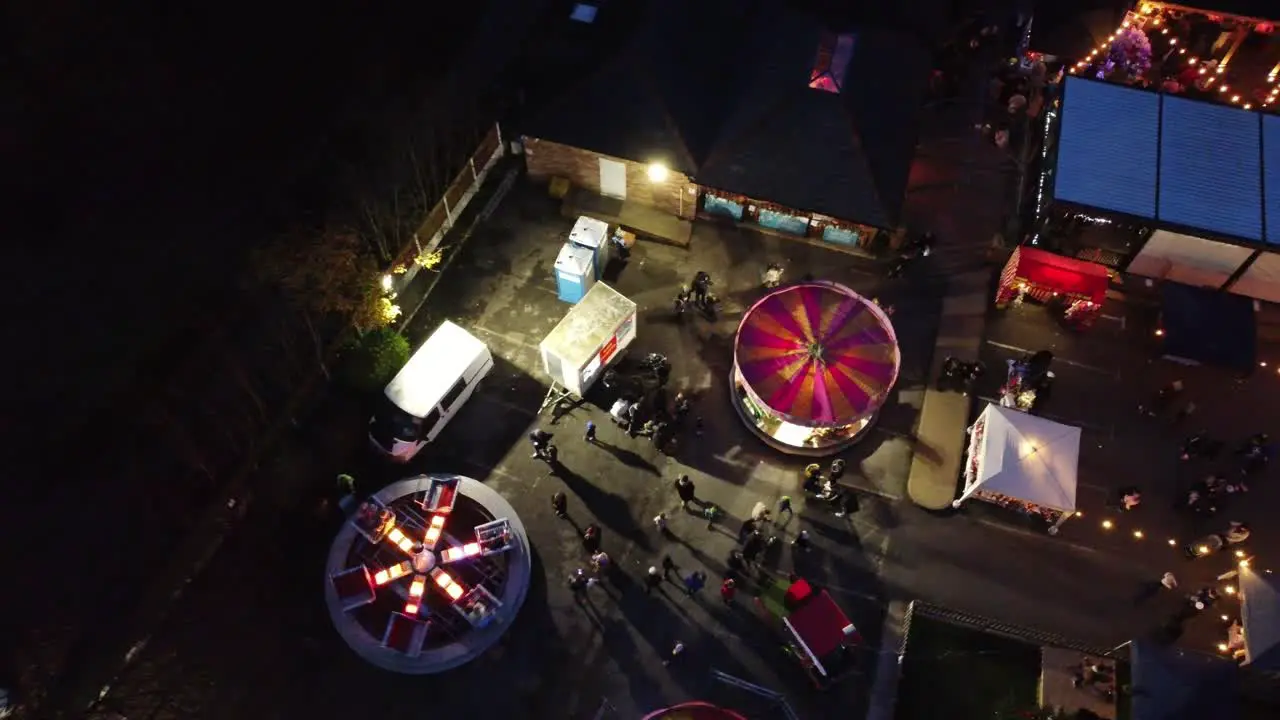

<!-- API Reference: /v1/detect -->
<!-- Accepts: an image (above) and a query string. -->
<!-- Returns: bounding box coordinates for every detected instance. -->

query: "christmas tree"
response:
[1107,26,1152,79]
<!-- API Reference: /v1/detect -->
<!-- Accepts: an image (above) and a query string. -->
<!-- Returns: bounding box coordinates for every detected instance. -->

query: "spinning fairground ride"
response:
[731,281,900,456]
[325,474,531,673]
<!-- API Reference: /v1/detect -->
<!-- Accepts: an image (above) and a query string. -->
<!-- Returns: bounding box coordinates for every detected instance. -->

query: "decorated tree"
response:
[1105,26,1152,80]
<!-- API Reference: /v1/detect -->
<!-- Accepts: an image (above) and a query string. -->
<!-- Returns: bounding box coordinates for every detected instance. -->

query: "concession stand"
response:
[1230,566,1280,670]
[731,281,900,456]
[954,403,1081,535]
[996,247,1110,328]
[539,283,637,410]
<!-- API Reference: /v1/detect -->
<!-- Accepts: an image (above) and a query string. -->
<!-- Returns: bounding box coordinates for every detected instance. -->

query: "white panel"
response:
[598,158,627,199]
[1229,252,1280,304]
[1127,230,1253,288]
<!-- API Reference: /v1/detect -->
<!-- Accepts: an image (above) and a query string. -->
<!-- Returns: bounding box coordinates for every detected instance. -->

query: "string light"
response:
[1102,520,1114,530]
[1168,539,1177,546]
[1133,530,1145,539]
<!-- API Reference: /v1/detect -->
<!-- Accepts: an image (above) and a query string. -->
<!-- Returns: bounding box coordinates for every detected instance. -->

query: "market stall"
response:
[731,281,900,456]
[755,576,861,688]
[996,247,1110,328]
[953,403,1081,534]
[539,283,637,410]
[1236,566,1280,671]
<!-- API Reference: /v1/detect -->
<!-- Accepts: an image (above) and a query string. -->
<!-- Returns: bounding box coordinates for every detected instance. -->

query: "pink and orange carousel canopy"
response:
[734,281,899,426]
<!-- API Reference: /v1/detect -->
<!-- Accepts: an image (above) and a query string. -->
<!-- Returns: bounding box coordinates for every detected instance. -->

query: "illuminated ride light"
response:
[441,542,483,564]
[431,568,467,601]
[423,514,447,549]
[373,561,412,586]
[385,526,417,554]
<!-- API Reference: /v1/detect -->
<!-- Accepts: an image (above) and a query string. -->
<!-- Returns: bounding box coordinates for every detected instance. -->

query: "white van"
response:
[368,320,493,462]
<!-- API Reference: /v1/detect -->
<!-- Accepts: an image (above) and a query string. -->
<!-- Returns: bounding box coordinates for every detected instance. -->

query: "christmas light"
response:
[1232,95,1241,102]
[1244,104,1252,110]
[1102,520,1114,530]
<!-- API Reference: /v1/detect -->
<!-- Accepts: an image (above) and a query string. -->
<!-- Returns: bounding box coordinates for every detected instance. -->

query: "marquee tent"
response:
[954,404,1081,533]
[1239,566,1280,671]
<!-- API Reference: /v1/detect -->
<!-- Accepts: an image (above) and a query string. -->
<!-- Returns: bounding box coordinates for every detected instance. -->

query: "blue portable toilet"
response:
[554,243,596,303]
[568,216,610,280]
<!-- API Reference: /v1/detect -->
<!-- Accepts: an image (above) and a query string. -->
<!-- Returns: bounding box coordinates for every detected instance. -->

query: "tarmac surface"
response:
[90,182,944,720]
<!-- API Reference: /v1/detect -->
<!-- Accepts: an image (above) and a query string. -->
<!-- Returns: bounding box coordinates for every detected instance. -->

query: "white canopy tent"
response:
[954,403,1081,534]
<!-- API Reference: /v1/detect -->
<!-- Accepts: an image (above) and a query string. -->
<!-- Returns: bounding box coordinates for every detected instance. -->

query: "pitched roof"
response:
[520,0,929,228]
[520,0,751,175]
[698,12,930,227]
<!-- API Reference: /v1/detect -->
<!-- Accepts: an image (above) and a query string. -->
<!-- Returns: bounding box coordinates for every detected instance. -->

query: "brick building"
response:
[520,0,931,251]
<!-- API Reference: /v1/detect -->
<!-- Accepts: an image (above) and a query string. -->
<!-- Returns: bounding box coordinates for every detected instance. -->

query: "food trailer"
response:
[539,282,637,410]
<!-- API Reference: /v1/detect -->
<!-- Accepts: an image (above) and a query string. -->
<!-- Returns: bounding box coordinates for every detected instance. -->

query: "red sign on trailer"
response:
[599,335,619,364]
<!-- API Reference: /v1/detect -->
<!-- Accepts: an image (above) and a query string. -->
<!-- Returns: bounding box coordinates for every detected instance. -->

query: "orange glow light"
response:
[374,569,390,585]
[425,526,442,545]
[441,547,464,563]
[446,583,464,601]
[434,570,454,588]
[404,602,419,615]
[464,542,482,556]
[409,577,426,598]
[431,515,446,527]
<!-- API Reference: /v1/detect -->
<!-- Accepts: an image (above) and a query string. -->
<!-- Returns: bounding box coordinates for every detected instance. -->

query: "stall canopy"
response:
[960,404,1081,512]
[1130,640,1240,720]
[1240,566,1280,671]
[1160,282,1256,373]
[1003,246,1109,304]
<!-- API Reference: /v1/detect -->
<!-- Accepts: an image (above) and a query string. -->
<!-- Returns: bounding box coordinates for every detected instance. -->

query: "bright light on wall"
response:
[381,274,394,292]
[647,163,669,182]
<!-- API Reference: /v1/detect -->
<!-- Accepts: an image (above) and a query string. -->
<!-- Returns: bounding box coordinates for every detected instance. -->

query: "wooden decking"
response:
[562,187,693,247]
[1039,647,1118,720]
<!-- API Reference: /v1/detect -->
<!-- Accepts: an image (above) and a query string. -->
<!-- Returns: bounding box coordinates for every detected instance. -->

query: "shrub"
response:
[339,328,411,393]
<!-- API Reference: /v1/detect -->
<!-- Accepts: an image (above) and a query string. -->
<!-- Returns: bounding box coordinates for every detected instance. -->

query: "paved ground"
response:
[90,181,945,720]
[964,296,1280,655]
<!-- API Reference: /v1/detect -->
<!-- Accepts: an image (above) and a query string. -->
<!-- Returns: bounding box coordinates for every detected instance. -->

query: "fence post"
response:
[443,195,454,229]
[494,122,504,153]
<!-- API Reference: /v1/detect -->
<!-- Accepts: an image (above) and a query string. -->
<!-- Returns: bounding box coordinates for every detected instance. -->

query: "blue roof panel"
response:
[1159,96,1263,242]
[1264,116,1280,244]
[1053,78,1159,218]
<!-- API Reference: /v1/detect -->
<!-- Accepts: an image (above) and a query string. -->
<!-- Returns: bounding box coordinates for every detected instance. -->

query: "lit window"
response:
[809,33,855,93]
[570,3,597,24]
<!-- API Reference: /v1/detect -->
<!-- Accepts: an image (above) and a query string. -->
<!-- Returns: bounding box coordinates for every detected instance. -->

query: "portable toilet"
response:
[568,216,610,280]
[554,243,596,303]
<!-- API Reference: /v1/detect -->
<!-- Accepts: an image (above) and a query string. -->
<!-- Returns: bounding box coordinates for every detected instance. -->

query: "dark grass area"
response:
[895,616,1042,720]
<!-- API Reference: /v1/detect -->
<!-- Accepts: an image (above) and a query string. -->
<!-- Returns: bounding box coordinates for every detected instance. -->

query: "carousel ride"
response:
[731,281,900,456]
[324,474,531,673]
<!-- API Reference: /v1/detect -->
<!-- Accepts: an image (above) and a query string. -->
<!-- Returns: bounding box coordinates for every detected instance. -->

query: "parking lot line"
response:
[985,340,1117,378]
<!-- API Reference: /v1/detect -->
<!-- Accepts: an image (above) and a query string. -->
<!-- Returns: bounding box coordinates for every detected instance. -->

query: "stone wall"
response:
[523,137,697,219]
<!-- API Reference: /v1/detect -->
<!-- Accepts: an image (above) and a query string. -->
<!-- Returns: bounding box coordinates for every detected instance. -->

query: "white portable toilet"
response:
[554,243,597,303]
[568,216,610,280]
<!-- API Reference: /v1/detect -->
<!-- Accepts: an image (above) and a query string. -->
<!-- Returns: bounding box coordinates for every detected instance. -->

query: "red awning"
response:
[1008,247,1109,304]
[787,591,855,660]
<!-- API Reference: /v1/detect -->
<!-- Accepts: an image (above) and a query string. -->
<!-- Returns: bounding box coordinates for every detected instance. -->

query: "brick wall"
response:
[523,137,697,219]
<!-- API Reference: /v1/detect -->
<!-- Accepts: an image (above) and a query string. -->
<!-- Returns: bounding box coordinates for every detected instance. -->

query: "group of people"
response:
[802,460,858,517]
[1174,432,1270,518]
[674,271,716,316]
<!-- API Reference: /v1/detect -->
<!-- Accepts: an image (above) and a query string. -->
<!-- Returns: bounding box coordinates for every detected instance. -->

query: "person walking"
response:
[829,458,846,483]
[584,420,597,444]
[720,578,737,605]
[551,491,568,519]
[675,475,697,508]
[750,501,772,525]
[529,428,554,459]
[582,524,602,554]
[661,554,679,577]
[777,495,793,516]
[738,517,757,543]
[742,532,764,564]
[645,566,663,594]
[704,503,722,530]
[569,569,590,602]
[653,512,669,534]
[590,550,611,575]
[792,530,812,552]
[834,491,858,518]
[683,570,707,597]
